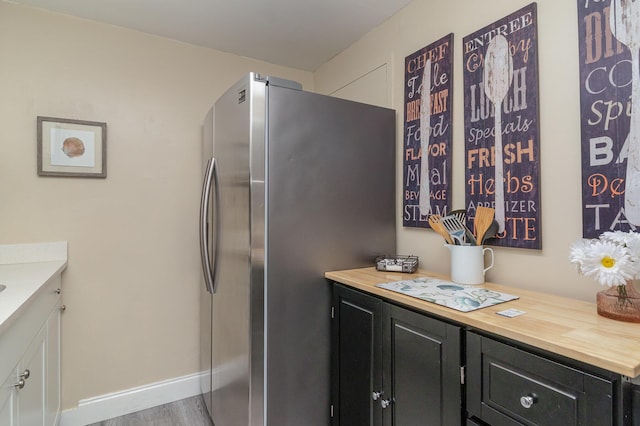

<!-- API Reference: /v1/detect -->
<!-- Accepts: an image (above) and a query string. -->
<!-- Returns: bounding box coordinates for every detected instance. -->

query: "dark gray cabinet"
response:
[330,282,639,426]
[331,284,462,425]
[331,284,384,426]
[466,331,629,426]
[633,384,640,426]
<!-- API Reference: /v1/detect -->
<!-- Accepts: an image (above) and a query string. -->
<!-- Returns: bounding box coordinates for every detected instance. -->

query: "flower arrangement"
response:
[570,231,640,286]
[570,230,640,307]
[570,231,640,321]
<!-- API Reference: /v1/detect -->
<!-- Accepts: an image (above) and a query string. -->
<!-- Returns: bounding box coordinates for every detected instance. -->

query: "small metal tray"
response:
[375,255,418,273]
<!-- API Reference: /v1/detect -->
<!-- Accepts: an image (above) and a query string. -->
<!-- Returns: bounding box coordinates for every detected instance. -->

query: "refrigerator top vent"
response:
[254,73,302,91]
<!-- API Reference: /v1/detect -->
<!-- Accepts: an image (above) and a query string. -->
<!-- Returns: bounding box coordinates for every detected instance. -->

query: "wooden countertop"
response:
[325,267,640,378]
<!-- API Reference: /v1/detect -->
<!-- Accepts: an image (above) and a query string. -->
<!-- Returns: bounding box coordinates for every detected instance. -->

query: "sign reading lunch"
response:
[462,3,541,249]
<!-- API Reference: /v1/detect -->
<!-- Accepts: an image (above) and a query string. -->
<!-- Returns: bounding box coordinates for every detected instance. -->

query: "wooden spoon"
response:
[428,214,453,244]
[483,35,513,234]
[474,206,495,244]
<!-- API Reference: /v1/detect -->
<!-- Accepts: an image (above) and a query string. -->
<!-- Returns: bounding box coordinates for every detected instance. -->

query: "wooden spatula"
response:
[474,207,495,244]
[428,214,453,245]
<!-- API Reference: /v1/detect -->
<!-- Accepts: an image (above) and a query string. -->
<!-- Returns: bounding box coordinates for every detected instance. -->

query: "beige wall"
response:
[1,0,610,413]
[314,0,603,301]
[0,3,312,409]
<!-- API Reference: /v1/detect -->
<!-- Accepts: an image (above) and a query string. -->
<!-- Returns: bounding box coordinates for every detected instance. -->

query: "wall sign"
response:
[462,3,541,249]
[578,0,639,236]
[403,33,454,228]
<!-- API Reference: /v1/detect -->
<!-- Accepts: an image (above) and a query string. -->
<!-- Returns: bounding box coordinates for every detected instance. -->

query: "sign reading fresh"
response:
[462,3,541,249]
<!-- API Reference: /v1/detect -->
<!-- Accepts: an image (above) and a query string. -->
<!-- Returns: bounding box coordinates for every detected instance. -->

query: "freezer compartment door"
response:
[210,73,266,426]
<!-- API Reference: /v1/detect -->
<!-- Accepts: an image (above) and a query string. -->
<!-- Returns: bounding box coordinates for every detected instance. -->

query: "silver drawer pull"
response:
[380,399,392,409]
[372,391,382,401]
[14,379,25,390]
[520,394,536,409]
[20,369,30,380]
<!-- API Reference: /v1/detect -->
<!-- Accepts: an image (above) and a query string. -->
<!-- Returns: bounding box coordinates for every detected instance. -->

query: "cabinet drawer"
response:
[467,332,615,426]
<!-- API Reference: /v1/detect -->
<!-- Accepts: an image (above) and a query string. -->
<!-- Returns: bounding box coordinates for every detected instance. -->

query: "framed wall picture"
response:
[37,116,107,178]
[403,33,454,228]
[462,3,541,249]
[577,0,637,236]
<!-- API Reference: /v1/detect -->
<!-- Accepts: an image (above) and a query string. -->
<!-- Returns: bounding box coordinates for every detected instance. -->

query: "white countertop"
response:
[0,242,68,334]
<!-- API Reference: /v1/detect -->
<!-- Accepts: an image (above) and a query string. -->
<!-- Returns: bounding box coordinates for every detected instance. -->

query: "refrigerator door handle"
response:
[200,157,221,294]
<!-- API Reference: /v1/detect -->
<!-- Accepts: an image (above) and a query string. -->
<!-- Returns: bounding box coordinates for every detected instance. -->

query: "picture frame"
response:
[37,116,107,178]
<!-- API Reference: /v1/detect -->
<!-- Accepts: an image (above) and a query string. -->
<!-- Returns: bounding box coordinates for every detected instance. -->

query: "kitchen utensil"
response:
[610,0,640,224]
[428,214,454,244]
[474,206,495,243]
[419,59,432,217]
[449,208,466,224]
[445,243,494,285]
[484,35,513,234]
[441,215,477,246]
[441,215,465,245]
[481,220,499,244]
[449,209,477,245]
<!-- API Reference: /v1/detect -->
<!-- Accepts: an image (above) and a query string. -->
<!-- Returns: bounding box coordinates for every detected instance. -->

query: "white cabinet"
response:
[0,276,62,426]
[0,367,17,424]
[17,326,46,426]
[45,309,60,426]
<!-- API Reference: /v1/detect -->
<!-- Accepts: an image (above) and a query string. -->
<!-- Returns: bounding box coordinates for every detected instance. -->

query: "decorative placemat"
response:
[376,277,518,312]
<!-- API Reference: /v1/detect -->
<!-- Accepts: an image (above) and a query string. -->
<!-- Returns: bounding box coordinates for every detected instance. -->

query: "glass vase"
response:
[596,281,640,323]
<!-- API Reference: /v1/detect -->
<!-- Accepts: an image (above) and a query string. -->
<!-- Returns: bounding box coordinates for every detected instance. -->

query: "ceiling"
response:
[8,0,412,71]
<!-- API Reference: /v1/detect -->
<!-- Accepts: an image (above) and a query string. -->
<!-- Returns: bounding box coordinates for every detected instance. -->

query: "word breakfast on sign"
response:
[406,58,450,123]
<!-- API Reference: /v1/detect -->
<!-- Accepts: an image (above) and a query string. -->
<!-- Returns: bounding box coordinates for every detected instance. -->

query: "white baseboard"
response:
[59,372,204,426]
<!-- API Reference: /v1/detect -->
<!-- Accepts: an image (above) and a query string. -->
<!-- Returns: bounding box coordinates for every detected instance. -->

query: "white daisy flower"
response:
[602,230,640,247]
[570,231,640,289]
[601,230,640,264]
[569,238,591,270]
[579,240,634,287]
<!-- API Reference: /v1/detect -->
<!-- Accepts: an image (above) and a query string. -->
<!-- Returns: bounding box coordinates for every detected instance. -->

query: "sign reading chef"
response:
[403,33,453,228]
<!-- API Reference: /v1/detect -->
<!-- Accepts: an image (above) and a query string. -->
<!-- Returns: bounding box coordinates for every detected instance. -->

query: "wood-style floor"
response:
[87,395,213,426]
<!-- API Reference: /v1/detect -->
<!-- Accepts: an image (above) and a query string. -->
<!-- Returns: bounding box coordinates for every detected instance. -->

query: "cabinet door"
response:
[383,305,462,426]
[0,367,17,426]
[332,284,384,426]
[45,307,61,426]
[18,326,46,426]
[633,384,639,426]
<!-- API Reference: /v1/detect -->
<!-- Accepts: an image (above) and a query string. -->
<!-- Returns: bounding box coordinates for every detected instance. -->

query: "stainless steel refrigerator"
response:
[199,73,396,426]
